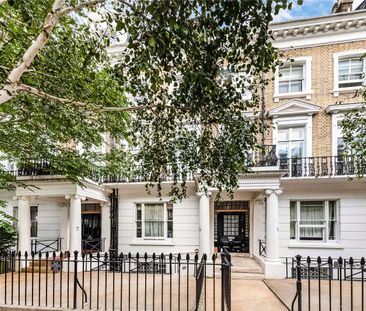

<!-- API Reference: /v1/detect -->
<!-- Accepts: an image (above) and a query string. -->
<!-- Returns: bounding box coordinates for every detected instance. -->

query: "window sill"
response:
[273,91,313,102]
[333,87,362,97]
[288,242,343,249]
[130,239,175,246]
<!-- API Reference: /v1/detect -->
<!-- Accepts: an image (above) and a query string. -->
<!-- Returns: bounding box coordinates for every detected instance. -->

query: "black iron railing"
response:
[252,145,278,167]
[31,238,62,254]
[221,248,232,311]
[0,250,232,311]
[285,255,366,311]
[280,155,366,178]
[258,239,266,257]
[81,238,105,253]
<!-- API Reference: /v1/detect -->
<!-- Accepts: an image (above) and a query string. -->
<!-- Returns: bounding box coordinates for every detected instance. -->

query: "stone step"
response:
[231,272,265,280]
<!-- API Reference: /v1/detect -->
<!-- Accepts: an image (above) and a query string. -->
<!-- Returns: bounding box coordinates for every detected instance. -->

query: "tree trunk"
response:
[0,0,66,105]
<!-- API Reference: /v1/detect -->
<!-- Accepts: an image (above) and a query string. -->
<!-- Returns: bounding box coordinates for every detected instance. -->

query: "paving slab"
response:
[265,278,366,310]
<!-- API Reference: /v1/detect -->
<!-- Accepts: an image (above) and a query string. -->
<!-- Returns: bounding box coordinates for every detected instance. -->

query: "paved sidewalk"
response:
[232,280,287,310]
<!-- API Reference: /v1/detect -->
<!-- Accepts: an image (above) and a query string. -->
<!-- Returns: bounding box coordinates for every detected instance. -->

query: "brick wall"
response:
[264,40,366,157]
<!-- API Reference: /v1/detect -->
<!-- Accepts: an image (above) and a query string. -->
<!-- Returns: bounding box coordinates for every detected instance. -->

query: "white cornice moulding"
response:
[270,10,366,49]
[325,102,364,114]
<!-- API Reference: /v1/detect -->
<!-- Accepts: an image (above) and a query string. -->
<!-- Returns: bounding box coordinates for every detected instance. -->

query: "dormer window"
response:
[274,57,312,102]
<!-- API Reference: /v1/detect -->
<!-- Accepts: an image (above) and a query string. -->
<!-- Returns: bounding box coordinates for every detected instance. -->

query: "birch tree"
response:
[0,0,299,198]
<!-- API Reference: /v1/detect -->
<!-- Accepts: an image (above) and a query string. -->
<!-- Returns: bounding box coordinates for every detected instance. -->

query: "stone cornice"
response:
[326,102,364,114]
[270,10,366,43]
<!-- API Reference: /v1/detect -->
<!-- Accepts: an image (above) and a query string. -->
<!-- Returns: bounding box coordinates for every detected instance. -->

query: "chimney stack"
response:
[331,0,354,13]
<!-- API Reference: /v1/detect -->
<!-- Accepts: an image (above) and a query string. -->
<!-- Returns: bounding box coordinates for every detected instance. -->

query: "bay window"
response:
[290,200,339,242]
[136,203,173,239]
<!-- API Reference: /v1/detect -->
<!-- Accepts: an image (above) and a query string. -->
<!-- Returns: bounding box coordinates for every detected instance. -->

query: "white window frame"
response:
[333,50,366,97]
[332,113,345,157]
[274,57,313,102]
[273,116,312,158]
[135,203,173,240]
[290,200,340,243]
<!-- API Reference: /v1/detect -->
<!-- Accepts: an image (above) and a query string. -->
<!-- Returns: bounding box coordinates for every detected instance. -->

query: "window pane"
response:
[300,227,323,240]
[290,202,297,239]
[30,206,38,238]
[144,204,164,238]
[167,221,173,238]
[279,81,289,94]
[290,80,303,92]
[136,204,142,221]
[136,221,142,238]
[300,201,324,225]
[279,67,291,80]
[291,66,304,79]
[278,129,289,141]
[291,141,304,158]
[291,128,304,140]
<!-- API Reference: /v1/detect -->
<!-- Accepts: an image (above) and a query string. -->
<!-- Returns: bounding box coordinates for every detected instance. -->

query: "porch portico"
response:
[198,168,286,278]
[13,176,109,255]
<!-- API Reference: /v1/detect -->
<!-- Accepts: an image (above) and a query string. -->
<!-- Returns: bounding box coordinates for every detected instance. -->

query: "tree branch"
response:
[16,83,157,112]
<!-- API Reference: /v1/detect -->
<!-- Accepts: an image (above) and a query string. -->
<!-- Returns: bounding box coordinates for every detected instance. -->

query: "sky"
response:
[273,0,364,22]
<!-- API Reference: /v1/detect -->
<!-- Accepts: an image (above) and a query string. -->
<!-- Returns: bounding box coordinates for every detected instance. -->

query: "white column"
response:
[264,189,285,279]
[197,192,211,256]
[67,195,84,253]
[17,196,31,254]
[100,203,111,252]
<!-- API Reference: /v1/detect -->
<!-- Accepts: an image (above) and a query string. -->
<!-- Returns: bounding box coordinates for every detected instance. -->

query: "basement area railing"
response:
[30,238,62,254]
[285,255,366,311]
[0,250,232,311]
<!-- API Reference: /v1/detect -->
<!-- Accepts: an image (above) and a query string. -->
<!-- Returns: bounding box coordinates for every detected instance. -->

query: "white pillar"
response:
[67,195,83,253]
[197,192,211,256]
[17,196,31,254]
[101,203,111,252]
[264,189,285,279]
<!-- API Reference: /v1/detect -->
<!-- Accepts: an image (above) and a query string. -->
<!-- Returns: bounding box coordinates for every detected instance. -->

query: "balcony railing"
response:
[280,155,366,178]
[6,152,365,183]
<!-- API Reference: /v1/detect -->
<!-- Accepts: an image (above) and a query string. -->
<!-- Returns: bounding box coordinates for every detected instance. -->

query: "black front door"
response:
[217,212,248,253]
[82,214,101,251]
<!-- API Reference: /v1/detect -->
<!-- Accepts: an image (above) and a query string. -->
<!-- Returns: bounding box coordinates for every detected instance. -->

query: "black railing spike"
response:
[11,250,16,257]
[361,257,365,266]
[24,251,28,258]
[104,252,108,259]
[152,252,156,260]
[194,253,199,261]
[177,253,181,261]
[128,252,132,259]
[186,253,190,260]
[328,256,332,265]
[31,251,35,258]
[60,251,63,258]
[317,256,322,265]
[161,252,164,259]
[212,254,216,261]
[73,250,78,259]
[18,250,21,257]
[306,256,311,264]
[203,254,207,261]
[46,251,49,258]
[53,251,56,258]
[96,252,100,259]
[119,252,124,259]
[349,257,354,265]
[81,252,85,258]
[169,253,173,260]
[338,257,343,265]
[144,252,148,260]
[136,252,139,259]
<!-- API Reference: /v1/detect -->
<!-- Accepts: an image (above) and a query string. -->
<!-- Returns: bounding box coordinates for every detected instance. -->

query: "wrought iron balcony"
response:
[252,145,278,167]
[280,155,366,178]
